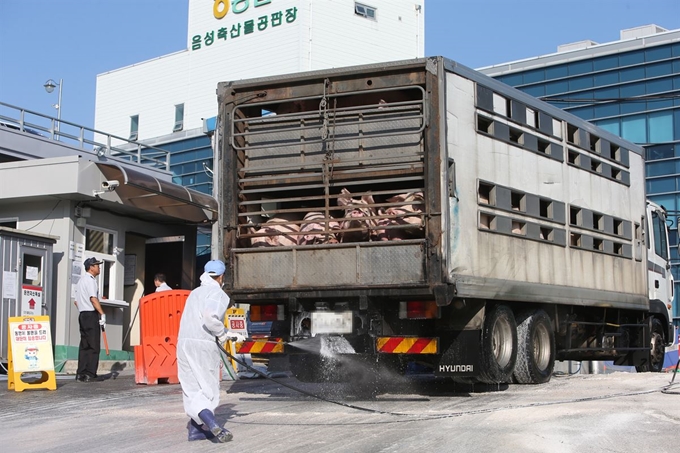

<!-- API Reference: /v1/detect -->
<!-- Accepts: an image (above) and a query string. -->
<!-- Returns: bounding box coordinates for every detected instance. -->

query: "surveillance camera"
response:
[102,180,120,191]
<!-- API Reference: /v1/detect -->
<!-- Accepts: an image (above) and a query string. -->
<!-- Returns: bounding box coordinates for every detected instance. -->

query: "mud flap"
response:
[434,330,480,377]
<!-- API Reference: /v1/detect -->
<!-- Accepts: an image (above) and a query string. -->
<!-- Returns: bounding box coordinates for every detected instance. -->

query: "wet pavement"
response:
[2,369,679,453]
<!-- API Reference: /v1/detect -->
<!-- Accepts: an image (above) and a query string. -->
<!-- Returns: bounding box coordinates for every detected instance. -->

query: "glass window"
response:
[621,101,646,116]
[355,3,377,20]
[523,69,545,84]
[646,61,673,78]
[646,45,672,62]
[646,161,676,177]
[499,73,523,86]
[619,50,644,66]
[647,99,674,111]
[621,114,647,143]
[22,254,43,286]
[568,60,593,76]
[674,75,680,90]
[594,118,620,136]
[652,210,670,260]
[594,86,619,100]
[673,42,680,57]
[594,103,620,118]
[649,177,676,193]
[0,218,17,228]
[674,61,680,75]
[545,80,568,95]
[593,55,619,71]
[568,76,593,91]
[545,65,568,80]
[648,194,677,212]
[521,85,545,97]
[174,103,184,132]
[568,106,594,120]
[646,144,676,160]
[675,110,680,139]
[620,66,645,82]
[86,229,114,254]
[647,78,673,94]
[129,115,139,141]
[84,227,117,300]
[594,71,618,86]
[648,111,673,143]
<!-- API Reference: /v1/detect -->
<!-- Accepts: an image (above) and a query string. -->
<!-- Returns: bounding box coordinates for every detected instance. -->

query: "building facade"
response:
[95,0,425,142]
[0,106,217,369]
[479,25,680,324]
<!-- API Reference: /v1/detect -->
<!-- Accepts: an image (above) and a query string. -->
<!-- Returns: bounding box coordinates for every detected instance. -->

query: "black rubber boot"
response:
[187,419,215,441]
[198,409,233,443]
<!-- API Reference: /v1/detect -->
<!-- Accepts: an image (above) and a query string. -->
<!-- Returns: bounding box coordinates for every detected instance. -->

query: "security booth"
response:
[0,227,57,363]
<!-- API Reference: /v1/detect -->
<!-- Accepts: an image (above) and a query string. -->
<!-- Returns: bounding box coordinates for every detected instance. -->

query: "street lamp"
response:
[43,78,63,135]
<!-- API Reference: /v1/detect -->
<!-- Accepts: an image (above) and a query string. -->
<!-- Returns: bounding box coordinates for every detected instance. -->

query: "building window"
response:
[0,218,17,228]
[355,2,376,20]
[129,115,139,141]
[174,104,184,132]
[84,227,117,299]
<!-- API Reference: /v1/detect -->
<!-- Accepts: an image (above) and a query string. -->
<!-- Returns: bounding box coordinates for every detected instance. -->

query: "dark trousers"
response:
[77,311,101,377]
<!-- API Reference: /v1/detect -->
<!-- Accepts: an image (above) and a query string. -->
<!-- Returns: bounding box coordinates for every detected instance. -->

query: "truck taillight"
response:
[250,304,284,322]
[399,301,439,319]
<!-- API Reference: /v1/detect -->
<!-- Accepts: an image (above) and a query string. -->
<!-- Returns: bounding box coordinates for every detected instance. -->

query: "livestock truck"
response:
[215,56,674,384]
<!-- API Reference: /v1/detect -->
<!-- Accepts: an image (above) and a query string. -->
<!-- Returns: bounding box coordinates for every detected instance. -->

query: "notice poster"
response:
[9,316,55,373]
[21,285,42,316]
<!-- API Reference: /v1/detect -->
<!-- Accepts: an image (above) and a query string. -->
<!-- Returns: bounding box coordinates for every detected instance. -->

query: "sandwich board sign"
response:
[7,315,57,392]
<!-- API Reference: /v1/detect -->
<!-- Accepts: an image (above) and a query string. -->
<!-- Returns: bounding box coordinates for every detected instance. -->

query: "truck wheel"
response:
[478,305,517,384]
[635,318,665,373]
[513,310,555,384]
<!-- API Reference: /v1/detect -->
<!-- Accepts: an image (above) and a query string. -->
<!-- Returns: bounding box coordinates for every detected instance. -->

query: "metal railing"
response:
[0,101,170,171]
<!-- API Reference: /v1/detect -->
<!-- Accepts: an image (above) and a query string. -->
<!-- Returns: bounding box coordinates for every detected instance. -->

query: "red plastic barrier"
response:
[134,290,190,385]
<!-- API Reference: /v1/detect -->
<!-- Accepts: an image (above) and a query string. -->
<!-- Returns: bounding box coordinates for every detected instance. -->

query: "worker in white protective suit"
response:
[177,259,246,443]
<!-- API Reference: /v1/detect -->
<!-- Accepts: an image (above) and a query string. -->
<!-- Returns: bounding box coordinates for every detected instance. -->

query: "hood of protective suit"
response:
[178,272,231,342]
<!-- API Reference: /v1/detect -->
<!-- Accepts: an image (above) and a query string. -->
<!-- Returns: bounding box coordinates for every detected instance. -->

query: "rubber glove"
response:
[99,314,106,327]
[228,332,246,343]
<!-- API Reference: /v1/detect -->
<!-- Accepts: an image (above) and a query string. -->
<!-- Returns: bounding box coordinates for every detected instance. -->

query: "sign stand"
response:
[7,315,57,392]
[224,308,248,374]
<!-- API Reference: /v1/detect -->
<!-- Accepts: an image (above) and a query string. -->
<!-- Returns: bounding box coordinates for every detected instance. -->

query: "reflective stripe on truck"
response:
[377,337,438,354]
[235,338,284,354]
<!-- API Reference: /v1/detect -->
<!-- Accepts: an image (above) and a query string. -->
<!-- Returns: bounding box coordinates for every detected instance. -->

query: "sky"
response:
[0,0,678,130]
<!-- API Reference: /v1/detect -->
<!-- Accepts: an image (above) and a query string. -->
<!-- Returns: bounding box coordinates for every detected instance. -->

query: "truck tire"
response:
[478,304,517,384]
[635,317,665,373]
[513,310,555,384]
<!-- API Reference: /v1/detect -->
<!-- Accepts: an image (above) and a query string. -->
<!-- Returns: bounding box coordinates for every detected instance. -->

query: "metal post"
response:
[56,78,63,135]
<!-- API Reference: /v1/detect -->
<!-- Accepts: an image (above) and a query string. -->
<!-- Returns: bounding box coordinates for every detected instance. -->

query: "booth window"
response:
[84,227,117,299]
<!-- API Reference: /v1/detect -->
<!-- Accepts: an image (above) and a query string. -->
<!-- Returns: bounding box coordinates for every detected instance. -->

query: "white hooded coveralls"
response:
[177,272,231,423]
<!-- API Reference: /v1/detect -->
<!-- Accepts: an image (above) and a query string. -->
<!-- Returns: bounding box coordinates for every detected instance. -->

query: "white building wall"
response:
[95,0,424,141]
[305,0,424,70]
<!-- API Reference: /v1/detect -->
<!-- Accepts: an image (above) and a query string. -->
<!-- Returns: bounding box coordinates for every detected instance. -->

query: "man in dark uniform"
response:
[74,257,106,382]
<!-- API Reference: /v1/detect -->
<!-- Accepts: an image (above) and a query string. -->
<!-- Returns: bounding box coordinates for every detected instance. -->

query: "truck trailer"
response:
[215,56,674,384]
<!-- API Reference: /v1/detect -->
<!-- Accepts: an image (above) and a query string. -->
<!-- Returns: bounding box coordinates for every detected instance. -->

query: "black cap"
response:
[84,257,103,270]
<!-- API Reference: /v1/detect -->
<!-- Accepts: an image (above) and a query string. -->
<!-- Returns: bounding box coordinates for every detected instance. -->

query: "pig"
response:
[336,188,379,243]
[298,211,340,245]
[379,191,424,240]
[249,217,300,247]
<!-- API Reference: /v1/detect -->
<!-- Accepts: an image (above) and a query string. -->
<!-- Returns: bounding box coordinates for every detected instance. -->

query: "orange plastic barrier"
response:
[134,290,191,385]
